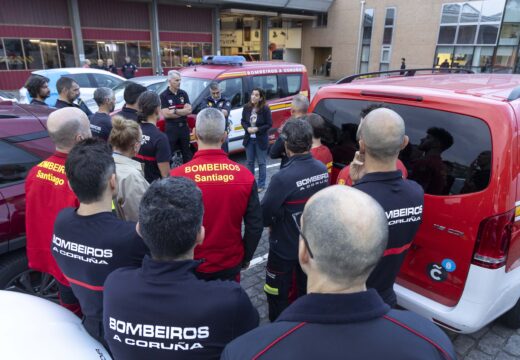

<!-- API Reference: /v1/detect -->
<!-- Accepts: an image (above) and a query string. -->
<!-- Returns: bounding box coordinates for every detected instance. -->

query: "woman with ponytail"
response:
[109,115,149,221]
[135,91,171,183]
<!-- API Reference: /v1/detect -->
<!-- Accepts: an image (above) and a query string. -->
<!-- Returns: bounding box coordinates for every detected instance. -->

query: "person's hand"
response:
[252,127,258,133]
[184,104,192,112]
[349,151,366,184]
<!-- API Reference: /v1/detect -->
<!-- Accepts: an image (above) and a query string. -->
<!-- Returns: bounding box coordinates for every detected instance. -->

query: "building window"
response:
[84,41,98,63]
[457,25,477,44]
[360,8,374,73]
[453,46,474,68]
[0,40,7,70]
[504,0,520,22]
[314,13,328,28]
[499,23,520,45]
[460,3,480,23]
[380,8,395,71]
[22,39,43,70]
[434,46,454,67]
[495,46,517,71]
[126,42,139,66]
[139,42,152,68]
[438,26,457,44]
[58,40,75,67]
[477,24,500,44]
[441,3,461,24]
[4,39,25,70]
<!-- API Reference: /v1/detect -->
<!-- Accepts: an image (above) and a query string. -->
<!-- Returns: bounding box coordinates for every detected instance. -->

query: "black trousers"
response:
[264,250,307,322]
[56,281,81,316]
[165,121,192,163]
[83,316,109,349]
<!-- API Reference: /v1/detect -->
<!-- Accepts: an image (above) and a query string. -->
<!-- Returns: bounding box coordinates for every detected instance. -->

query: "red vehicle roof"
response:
[324,74,520,102]
[179,61,306,80]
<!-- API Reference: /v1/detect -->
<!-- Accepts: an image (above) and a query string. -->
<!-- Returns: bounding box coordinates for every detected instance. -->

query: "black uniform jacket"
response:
[222,289,456,360]
[103,256,259,360]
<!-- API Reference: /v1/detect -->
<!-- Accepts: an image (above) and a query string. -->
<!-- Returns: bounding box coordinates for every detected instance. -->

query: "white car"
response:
[0,291,112,359]
[19,68,125,111]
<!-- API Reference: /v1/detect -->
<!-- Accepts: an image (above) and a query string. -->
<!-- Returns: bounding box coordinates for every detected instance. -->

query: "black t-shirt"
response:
[90,112,112,141]
[121,63,137,79]
[136,122,171,183]
[160,88,190,123]
[30,99,48,106]
[353,171,424,306]
[55,99,80,109]
[119,105,138,122]
[51,208,148,322]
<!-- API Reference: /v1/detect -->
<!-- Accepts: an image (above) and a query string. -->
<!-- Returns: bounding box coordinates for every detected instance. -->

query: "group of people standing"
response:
[22,69,456,359]
[82,56,138,79]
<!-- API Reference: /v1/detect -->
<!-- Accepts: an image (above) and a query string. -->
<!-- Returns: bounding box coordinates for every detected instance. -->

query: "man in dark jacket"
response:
[269,94,309,168]
[222,185,455,360]
[52,138,148,346]
[350,107,424,307]
[261,118,329,321]
[54,76,92,118]
[171,108,262,281]
[119,83,146,122]
[89,87,115,140]
[103,177,259,359]
[199,82,232,152]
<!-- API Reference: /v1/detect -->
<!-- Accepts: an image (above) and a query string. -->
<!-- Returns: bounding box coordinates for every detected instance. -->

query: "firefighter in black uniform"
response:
[160,70,193,163]
[52,139,148,347]
[200,82,232,152]
[349,107,424,307]
[121,56,138,79]
[261,118,329,321]
[24,74,50,106]
[103,177,259,359]
[222,185,455,360]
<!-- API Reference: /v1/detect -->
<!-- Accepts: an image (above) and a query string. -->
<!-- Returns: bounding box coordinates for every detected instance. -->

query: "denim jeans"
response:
[245,139,267,188]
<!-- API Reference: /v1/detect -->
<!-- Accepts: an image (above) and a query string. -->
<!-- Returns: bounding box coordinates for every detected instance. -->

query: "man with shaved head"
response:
[171,108,263,281]
[349,107,424,307]
[222,186,454,359]
[25,107,91,315]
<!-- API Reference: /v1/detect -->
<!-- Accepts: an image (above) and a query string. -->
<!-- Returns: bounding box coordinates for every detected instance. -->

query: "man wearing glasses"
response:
[261,118,329,321]
[221,186,455,360]
[200,82,232,153]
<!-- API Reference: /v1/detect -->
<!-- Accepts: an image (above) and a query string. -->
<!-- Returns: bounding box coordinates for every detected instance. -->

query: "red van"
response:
[310,71,520,333]
[172,57,310,152]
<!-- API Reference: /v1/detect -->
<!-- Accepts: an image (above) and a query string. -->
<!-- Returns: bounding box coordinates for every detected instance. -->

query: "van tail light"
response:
[472,210,515,269]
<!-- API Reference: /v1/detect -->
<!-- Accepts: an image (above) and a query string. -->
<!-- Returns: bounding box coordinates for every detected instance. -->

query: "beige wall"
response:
[302,0,455,78]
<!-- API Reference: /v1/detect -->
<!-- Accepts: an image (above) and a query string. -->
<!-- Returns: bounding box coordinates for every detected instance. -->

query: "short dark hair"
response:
[137,91,161,123]
[24,75,49,98]
[65,138,115,204]
[281,118,313,154]
[139,177,204,259]
[306,113,327,139]
[124,83,147,105]
[360,103,389,119]
[427,127,454,151]
[56,77,76,94]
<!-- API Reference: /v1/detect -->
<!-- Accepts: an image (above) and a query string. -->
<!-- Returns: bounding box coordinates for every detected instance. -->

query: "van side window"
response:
[219,78,244,109]
[286,74,302,96]
[314,98,492,196]
[0,141,41,187]
[252,75,279,100]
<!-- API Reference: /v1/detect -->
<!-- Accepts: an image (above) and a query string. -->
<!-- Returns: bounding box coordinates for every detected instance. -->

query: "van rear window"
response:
[314,99,492,196]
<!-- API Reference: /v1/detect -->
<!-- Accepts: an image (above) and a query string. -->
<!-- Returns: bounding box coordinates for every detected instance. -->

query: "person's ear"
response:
[194,128,199,141]
[298,237,311,273]
[109,173,117,193]
[401,135,409,150]
[221,131,228,144]
[196,225,205,246]
[359,139,366,154]
[136,222,142,237]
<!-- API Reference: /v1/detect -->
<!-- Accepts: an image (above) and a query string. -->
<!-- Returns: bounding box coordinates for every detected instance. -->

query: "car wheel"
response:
[501,298,520,329]
[0,250,59,302]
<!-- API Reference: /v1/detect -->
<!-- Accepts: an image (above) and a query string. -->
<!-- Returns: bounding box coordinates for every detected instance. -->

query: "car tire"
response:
[501,298,520,329]
[0,250,58,302]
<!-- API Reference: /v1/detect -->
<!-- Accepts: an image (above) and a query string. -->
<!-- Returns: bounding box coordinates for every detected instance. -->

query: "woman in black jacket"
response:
[241,88,272,192]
